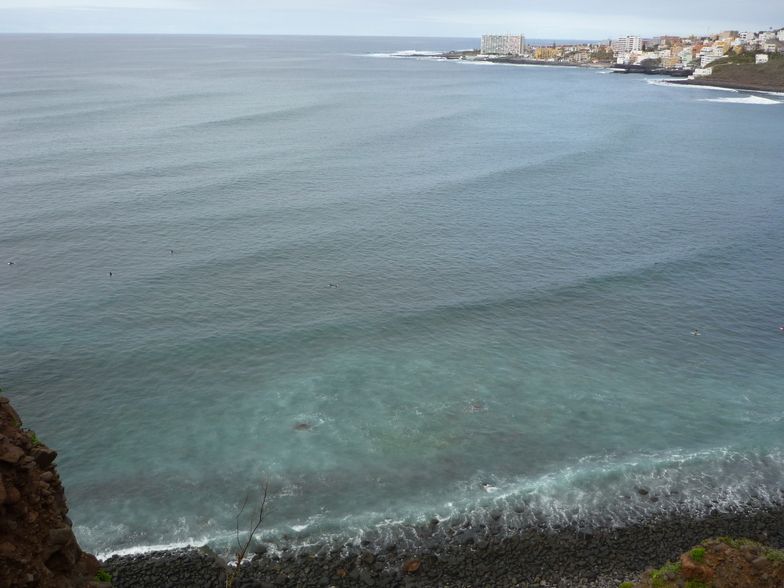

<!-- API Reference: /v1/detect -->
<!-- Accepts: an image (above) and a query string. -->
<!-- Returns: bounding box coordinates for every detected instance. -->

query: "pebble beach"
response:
[101,501,784,588]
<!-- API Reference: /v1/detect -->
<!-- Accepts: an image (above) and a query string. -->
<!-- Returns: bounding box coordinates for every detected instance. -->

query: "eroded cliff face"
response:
[0,396,100,588]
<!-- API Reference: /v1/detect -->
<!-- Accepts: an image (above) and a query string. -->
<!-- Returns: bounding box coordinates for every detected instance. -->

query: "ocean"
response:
[1,34,783,559]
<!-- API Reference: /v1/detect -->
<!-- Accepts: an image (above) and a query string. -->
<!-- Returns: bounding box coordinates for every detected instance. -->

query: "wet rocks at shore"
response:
[102,504,784,588]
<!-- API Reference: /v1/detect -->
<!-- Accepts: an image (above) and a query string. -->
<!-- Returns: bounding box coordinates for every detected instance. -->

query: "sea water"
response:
[1,34,783,558]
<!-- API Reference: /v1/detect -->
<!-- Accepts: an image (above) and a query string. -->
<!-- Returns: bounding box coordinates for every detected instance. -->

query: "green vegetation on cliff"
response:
[631,537,784,588]
[700,52,784,90]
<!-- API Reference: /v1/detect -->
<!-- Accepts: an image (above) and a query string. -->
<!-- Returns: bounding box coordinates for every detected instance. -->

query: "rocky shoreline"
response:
[101,502,784,588]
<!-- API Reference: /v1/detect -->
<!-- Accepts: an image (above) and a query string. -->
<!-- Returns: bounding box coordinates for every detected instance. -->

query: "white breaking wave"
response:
[700,95,781,105]
[657,80,784,99]
[364,50,445,59]
[91,539,208,560]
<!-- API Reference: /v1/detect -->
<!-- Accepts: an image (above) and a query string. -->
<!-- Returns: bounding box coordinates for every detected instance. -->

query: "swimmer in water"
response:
[692,330,699,335]
[328,283,338,288]
[108,272,113,277]
[7,262,15,265]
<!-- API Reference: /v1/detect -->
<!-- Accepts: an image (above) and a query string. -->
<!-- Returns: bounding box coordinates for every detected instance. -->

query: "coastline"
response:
[485,57,610,69]
[432,50,784,93]
[101,500,784,588]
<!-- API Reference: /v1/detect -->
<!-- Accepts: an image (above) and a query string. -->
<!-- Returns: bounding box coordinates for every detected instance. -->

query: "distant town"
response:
[475,29,783,70]
[429,28,784,91]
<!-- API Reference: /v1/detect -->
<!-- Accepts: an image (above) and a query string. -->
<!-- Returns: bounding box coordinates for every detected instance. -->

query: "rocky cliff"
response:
[630,537,784,588]
[0,396,101,588]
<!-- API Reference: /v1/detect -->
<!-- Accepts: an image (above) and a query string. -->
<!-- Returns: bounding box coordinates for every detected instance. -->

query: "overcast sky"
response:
[0,0,781,40]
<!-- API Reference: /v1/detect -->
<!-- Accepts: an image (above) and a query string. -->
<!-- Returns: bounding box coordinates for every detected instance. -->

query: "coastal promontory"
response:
[674,52,784,92]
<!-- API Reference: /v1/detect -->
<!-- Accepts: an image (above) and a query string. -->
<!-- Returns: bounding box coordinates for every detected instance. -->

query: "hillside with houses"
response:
[451,28,784,90]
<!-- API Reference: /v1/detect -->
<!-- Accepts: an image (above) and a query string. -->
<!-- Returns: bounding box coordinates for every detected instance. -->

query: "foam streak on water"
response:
[1,34,784,557]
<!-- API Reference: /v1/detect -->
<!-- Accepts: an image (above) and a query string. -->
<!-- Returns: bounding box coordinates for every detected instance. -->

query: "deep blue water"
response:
[1,34,784,557]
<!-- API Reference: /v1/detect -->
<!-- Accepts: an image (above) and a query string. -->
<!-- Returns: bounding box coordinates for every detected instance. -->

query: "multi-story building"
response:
[613,36,642,52]
[763,40,784,53]
[649,35,681,48]
[661,55,683,68]
[679,48,694,66]
[700,54,725,67]
[481,34,526,55]
[534,47,561,60]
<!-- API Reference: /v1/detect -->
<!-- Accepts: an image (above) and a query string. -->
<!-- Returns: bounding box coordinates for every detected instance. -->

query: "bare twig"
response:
[226,466,270,588]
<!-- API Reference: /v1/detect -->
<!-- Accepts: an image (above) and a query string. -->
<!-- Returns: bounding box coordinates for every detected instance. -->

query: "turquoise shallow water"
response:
[1,34,784,557]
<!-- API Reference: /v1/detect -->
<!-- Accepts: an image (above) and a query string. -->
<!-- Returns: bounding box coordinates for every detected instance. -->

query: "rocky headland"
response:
[661,54,784,93]
[0,396,102,588]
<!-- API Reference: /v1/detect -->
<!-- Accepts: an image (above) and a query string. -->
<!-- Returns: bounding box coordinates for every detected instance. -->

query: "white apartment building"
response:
[481,34,526,55]
[700,54,725,67]
[613,36,642,52]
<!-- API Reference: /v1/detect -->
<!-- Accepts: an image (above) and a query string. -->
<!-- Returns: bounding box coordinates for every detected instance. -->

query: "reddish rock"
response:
[0,443,25,464]
[5,484,21,505]
[0,397,101,588]
[638,539,784,588]
[402,557,421,573]
[680,551,714,582]
[31,447,58,469]
[0,401,22,426]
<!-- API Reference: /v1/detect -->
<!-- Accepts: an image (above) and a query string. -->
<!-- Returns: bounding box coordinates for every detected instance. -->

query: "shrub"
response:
[690,547,706,563]
[650,562,681,586]
[766,549,784,561]
[95,569,112,582]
